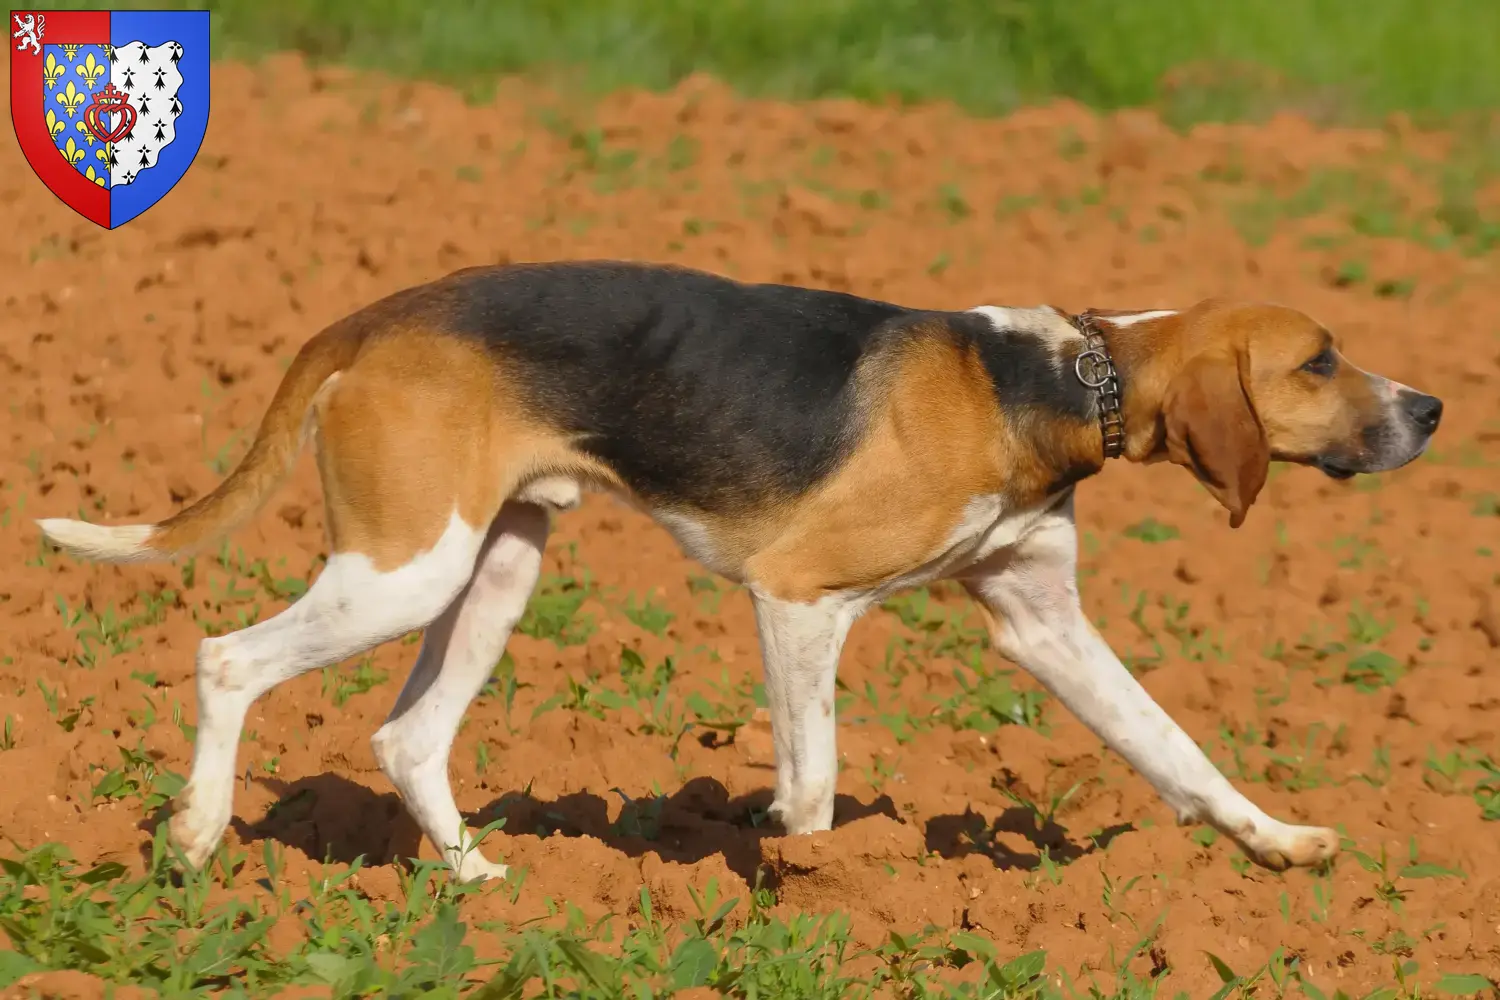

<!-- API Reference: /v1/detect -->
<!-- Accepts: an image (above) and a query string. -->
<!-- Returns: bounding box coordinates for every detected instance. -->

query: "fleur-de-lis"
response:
[94,143,112,166]
[85,165,105,187]
[75,52,106,89]
[74,119,97,146]
[55,82,86,119]
[61,44,81,62]
[60,137,84,166]
[43,53,64,91]
[45,109,64,141]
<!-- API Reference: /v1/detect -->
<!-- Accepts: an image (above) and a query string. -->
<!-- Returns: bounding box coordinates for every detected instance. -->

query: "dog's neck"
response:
[1076,310,1189,465]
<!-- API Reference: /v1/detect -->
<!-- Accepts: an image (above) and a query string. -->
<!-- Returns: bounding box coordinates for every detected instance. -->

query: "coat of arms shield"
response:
[10,8,210,229]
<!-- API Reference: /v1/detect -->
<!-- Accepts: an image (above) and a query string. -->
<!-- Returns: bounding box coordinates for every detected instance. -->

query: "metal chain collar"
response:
[1072,310,1125,460]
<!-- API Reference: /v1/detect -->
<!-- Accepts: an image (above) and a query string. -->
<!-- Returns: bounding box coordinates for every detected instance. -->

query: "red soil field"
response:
[3,54,1498,996]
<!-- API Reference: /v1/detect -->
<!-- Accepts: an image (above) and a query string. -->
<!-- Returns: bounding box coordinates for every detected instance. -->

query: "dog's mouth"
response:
[1313,457,1359,480]
[1308,427,1433,481]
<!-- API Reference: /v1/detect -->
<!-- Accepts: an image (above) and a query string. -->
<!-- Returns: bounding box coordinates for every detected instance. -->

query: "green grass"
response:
[0,832,887,997]
[1227,157,1500,257]
[17,546,1500,995]
[47,0,1500,123]
[0,832,1166,997]
[12,830,1489,998]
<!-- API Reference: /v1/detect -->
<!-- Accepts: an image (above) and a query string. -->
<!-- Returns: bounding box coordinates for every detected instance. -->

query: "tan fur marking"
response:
[1105,299,1373,462]
[1243,316,1378,458]
[1100,298,1415,525]
[312,329,601,572]
[737,329,1006,602]
[1162,346,1269,528]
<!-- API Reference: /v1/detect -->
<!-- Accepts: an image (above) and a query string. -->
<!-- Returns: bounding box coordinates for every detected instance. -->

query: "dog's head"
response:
[1146,300,1441,528]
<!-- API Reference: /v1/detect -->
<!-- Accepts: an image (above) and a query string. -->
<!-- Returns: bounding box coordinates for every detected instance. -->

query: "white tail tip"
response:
[35,518,158,563]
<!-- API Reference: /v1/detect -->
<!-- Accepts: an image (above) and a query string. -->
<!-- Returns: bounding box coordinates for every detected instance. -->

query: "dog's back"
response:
[398,261,920,510]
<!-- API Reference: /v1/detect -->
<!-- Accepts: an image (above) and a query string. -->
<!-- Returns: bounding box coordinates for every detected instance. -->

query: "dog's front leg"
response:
[959,500,1339,871]
[749,590,863,835]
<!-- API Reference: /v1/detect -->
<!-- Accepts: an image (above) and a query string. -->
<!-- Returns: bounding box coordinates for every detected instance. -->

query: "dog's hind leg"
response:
[169,337,515,871]
[369,500,550,882]
[169,510,487,869]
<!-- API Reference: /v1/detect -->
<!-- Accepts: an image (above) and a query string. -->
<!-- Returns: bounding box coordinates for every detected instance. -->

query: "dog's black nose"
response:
[1402,391,1443,434]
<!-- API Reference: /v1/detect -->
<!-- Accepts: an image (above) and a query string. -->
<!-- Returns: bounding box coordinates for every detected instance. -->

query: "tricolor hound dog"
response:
[36,261,1443,882]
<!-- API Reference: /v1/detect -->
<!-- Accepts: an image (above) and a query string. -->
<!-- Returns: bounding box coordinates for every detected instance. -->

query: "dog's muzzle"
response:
[1316,387,1443,479]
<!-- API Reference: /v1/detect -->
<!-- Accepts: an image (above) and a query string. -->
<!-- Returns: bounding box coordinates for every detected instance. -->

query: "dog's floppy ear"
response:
[1162,346,1269,529]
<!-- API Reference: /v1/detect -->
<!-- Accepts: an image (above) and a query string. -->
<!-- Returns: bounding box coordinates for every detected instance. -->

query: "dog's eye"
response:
[1300,347,1336,377]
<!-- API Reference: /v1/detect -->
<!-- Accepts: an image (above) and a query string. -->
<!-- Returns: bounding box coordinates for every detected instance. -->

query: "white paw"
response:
[167,804,227,870]
[454,854,509,883]
[769,795,833,836]
[1230,821,1340,871]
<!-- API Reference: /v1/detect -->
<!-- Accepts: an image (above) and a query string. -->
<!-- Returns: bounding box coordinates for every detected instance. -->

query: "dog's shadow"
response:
[924,806,1135,870]
[215,773,899,884]
[139,774,1139,882]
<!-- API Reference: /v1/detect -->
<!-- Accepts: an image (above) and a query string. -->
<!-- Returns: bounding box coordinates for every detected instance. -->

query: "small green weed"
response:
[621,592,675,637]
[89,744,186,813]
[321,657,389,707]
[1122,517,1179,543]
[932,664,1045,732]
[518,571,596,647]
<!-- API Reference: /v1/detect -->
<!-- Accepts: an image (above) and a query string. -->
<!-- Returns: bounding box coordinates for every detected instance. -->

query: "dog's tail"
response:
[37,328,363,564]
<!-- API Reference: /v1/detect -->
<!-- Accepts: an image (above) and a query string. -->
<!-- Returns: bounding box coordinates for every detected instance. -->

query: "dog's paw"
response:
[167,808,224,871]
[453,853,510,884]
[768,783,836,836]
[1236,822,1340,871]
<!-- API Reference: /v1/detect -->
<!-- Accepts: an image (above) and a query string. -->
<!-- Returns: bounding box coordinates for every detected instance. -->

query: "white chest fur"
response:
[960,492,1065,565]
[857,491,1066,604]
